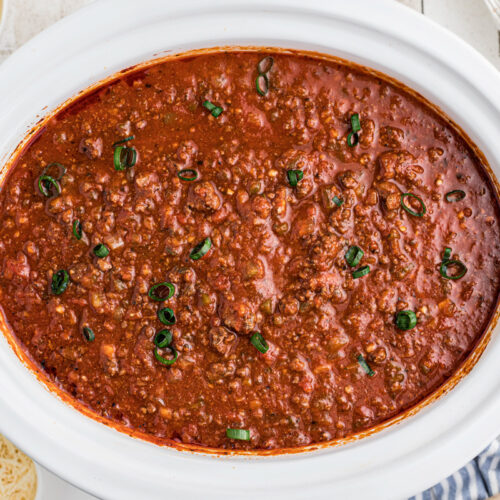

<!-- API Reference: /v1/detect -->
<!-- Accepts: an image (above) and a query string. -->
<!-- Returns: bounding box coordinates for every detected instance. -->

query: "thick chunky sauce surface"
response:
[0,51,499,450]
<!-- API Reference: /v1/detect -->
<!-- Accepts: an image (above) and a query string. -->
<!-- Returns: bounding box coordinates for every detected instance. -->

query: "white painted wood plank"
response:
[423,0,500,70]
[397,0,423,12]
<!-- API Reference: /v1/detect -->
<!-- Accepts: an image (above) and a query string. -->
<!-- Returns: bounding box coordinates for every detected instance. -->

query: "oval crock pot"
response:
[0,1,499,499]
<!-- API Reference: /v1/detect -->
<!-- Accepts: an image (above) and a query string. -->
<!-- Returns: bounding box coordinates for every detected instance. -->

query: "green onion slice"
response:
[148,282,175,301]
[445,190,466,203]
[158,307,176,325]
[177,169,198,181]
[257,56,274,75]
[72,220,83,240]
[395,310,417,330]
[401,193,426,217]
[154,346,178,366]
[93,243,109,258]
[287,169,304,187]
[82,327,95,342]
[154,329,173,348]
[347,132,359,147]
[357,354,375,377]
[255,73,269,96]
[51,270,69,295]
[42,162,66,180]
[332,196,344,207]
[439,260,467,280]
[189,238,212,260]
[202,100,223,117]
[352,266,370,279]
[226,428,251,441]
[113,145,137,170]
[38,175,61,198]
[350,113,361,133]
[345,245,364,268]
[250,332,269,354]
[112,135,135,147]
[443,247,452,262]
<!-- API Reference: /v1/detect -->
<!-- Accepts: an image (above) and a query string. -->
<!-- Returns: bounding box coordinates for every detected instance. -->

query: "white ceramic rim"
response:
[0,1,499,499]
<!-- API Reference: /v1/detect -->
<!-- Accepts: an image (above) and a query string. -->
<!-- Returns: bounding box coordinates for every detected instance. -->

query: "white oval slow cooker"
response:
[0,1,499,499]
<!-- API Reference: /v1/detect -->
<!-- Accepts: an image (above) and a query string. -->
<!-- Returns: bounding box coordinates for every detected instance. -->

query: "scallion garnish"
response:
[203,100,223,117]
[255,73,269,96]
[82,326,95,342]
[189,238,212,260]
[401,193,426,217]
[38,175,61,198]
[357,354,375,377]
[347,113,361,147]
[352,266,370,279]
[93,243,109,258]
[112,135,135,147]
[443,247,452,262]
[158,307,176,325]
[72,220,83,240]
[154,329,173,348]
[148,282,175,301]
[350,113,361,133]
[51,270,69,295]
[287,169,303,187]
[333,196,344,207]
[226,428,250,441]
[250,332,269,354]
[395,310,417,330]
[42,162,66,180]
[445,190,466,203]
[345,246,364,268]
[177,169,198,181]
[113,145,137,170]
[440,259,467,280]
[154,346,178,366]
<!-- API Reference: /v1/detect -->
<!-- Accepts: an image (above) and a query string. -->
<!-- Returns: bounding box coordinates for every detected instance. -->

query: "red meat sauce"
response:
[0,50,499,451]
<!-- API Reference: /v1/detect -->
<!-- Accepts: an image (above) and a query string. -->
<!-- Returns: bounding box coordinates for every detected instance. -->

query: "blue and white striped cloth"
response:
[410,438,500,500]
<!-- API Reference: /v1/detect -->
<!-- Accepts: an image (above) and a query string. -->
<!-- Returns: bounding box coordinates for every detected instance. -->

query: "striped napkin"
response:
[411,438,500,500]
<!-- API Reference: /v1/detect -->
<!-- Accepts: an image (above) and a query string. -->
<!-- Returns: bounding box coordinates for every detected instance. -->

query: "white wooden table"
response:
[0,1,499,499]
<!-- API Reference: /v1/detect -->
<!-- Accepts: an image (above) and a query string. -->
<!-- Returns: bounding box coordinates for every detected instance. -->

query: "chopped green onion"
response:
[154,346,178,366]
[42,162,66,180]
[226,428,250,441]
[401,193,426,217]
[287,169,303,187]
[345,246,364,268]
[346,132,359,147]
[250,332,269,354]
[357,354,374,377]
[257,56,274,75]
[440,260,467,280]
[148,282,175,301]
[72,220,83,240]
[445,190,466,203]
[352,266,370,279]
[177,169,198,181]
[255,73,269,96]
[93,244,109,258]
[332,196,344,207]
[82,327,95,342]
[51,270,69,295]
[443,247,452,262]
[113,145,137,170]
[112,135,135,147]
[395,310,417,330]
[202,100,223,117]
[38,175,61,197]
[189,238,212,260]
[350,113,361,133]
[158,307,176,325]
[154,329,173,348]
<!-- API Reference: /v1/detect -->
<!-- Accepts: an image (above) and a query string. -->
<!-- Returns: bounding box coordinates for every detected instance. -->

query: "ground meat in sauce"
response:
[0,51,499,451]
